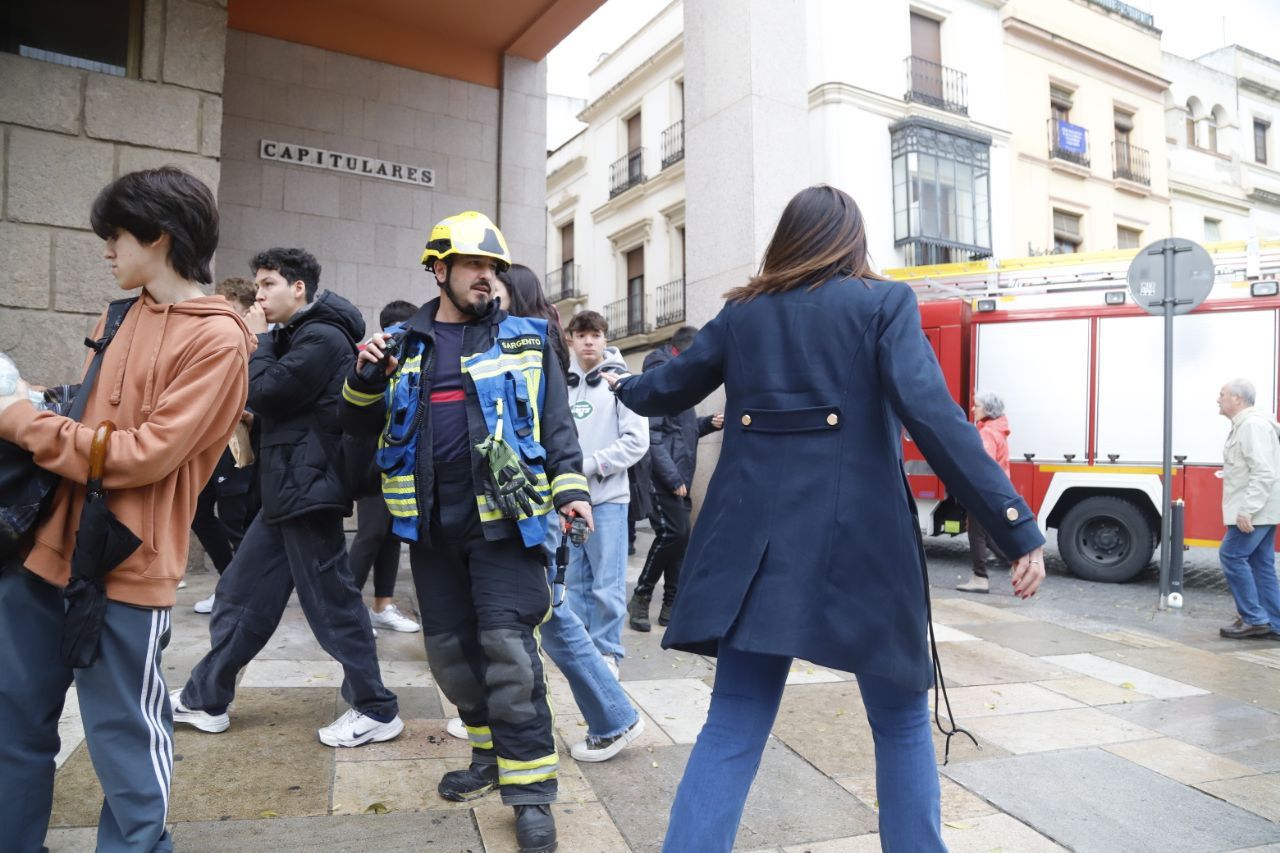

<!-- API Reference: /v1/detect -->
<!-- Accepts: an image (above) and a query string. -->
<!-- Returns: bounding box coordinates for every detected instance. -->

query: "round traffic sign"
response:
[1126,238,1215,316]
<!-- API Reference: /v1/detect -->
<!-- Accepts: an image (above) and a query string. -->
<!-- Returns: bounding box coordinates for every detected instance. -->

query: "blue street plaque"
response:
[1056,121,1087,155]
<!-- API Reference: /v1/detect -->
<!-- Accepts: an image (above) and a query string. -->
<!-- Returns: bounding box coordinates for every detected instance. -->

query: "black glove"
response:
[476,433,545,519]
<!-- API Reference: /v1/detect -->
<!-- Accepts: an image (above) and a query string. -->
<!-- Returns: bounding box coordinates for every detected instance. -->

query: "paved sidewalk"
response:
[43,532,1280,852]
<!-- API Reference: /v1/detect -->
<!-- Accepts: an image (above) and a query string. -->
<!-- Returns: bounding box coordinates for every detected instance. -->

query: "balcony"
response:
[609,148,645,198]
[1048,118,1090,168]
[1083,0,1156,30]
[655,277,686,327]
[1112,140,1151,186]
[661,120,685,168]
[605,295,650,339]
[545,263,580,303]
[903,56,968,116]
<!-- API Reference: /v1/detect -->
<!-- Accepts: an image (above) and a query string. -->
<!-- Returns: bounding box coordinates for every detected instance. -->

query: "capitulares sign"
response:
[259,139,435,188]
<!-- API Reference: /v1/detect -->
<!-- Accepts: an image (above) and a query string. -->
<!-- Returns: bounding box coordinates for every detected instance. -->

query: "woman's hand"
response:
[603,372,624,390]
[1010,546,1045,599]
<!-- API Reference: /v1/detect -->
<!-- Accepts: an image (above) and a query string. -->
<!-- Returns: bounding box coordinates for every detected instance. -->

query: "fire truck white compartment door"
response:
[1097,310,1277,464]
[976,318,1090,462]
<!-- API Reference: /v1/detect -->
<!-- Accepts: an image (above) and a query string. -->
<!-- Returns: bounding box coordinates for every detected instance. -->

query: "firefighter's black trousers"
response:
[411,459,557,805]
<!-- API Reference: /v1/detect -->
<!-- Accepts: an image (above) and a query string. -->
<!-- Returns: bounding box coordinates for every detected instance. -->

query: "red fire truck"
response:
[888,239,1280,582]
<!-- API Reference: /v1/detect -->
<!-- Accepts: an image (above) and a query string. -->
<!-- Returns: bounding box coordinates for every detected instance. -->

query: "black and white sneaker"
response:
[317,708,404,747]
[170,689,230,733]
[570,716,645,762]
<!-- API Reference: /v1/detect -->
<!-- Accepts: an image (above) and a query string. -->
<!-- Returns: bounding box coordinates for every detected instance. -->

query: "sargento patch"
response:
[500,336,542,354]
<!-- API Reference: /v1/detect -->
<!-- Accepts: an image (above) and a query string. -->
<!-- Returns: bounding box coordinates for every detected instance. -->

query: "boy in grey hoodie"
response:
[565,311,649,669]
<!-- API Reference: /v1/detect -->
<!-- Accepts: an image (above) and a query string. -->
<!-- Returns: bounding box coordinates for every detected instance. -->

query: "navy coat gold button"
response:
[615,277,1045,692]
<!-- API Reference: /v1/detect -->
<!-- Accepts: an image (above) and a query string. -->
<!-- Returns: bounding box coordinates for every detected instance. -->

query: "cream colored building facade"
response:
[1002,0,1170,256]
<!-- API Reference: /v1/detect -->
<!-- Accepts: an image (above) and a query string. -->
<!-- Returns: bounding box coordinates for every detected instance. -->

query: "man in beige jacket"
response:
[1217,378,1280,639]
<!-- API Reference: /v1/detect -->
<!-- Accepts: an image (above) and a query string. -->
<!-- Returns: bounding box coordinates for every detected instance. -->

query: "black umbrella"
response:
[62,422,141,668]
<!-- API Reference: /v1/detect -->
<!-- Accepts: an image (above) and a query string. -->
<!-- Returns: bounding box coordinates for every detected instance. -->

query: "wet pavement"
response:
[43,529,1280,851]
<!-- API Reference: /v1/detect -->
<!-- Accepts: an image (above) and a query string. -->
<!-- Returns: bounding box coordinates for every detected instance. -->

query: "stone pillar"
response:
[682,0,810,503]
[498,55,549,280]
[0,0,225,385]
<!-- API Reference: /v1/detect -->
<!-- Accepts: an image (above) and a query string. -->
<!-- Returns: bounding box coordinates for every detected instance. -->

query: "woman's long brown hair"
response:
[725,184,884,302]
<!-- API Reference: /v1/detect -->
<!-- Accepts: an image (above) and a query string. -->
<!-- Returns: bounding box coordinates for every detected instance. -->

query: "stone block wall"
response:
[218,32,513,334]
[0,0,226,386]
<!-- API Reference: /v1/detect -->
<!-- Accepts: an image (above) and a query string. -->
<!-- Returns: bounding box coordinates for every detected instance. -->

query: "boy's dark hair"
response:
[89,167,219,284]
[380,299,418,330]
[215,276,257,310]
[565,309,609,337]
[251,247,322,302]
[671,325,699,351]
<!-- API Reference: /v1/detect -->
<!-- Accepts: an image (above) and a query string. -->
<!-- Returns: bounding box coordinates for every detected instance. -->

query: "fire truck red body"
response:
[894,240,1280,582]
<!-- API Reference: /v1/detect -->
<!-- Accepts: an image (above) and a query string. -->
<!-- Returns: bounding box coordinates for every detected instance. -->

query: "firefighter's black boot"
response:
[438,762,498,801]
[628,591,651,632]
[657,601,673,627]
[515,803,557,852]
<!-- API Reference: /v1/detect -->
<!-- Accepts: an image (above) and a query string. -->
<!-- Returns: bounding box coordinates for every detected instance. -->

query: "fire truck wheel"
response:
[1058,496,1156,584]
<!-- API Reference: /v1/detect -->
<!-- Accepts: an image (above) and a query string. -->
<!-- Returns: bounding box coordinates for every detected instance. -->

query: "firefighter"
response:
[340,211,591,853]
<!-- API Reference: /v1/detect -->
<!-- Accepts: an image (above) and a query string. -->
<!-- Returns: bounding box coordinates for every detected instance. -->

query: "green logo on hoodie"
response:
[571,400,593,420]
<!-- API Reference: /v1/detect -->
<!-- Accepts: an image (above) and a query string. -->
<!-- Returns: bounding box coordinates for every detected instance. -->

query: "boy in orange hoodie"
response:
[0,167,252,852]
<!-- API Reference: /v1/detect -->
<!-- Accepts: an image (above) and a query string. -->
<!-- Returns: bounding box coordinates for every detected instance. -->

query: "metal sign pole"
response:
[1153,243,1191,611]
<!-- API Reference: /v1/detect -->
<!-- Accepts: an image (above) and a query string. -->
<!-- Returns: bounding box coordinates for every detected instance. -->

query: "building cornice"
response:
[606,217,652,252]
[1167,178,1250,212]
[548,191,580,221]
[1003,17,1169,95]
[547,155,586,189]
[1240,77,1280,104]
[807,81,1012,144]
[578,35,683,124]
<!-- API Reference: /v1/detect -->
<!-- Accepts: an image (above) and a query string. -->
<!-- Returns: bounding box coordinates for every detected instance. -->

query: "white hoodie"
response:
[567,346,649,504]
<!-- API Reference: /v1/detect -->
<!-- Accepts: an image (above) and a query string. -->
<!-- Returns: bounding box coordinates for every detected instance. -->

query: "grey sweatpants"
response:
[0,566,174,853]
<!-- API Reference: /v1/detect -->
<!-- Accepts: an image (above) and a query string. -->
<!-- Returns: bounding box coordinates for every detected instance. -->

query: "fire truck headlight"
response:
[976,299,997,312]
[1250,280,1279,297]
[1105,291,1126,305]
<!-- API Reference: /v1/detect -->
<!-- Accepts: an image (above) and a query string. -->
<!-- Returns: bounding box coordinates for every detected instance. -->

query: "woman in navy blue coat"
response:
[608,186,1046,852]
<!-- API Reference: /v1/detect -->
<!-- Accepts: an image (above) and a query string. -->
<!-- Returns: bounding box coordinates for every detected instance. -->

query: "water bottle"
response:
[0,352,50,407]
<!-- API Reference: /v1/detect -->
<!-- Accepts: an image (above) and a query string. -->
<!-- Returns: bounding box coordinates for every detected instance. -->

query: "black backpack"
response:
[0,297,137,560]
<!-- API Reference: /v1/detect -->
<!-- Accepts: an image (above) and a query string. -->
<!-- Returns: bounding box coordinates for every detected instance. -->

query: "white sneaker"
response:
[603,654,620,680]
[318,708,404,748]
[446,716,468,740]
[170,689,229,733]
[571,716,645,763]
[193,594,215,614]
[177,579,188,589]
[369,603,421,633]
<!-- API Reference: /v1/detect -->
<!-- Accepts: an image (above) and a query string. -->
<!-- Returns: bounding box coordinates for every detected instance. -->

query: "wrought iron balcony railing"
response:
[1112,140,1150,186]
[1048,118,1091,168]
[609,148,645,198]
[545,263,581,303]
[903,56,968,116]
[661,120,684,169]
[604,294,650,339]
[654,277,686,328]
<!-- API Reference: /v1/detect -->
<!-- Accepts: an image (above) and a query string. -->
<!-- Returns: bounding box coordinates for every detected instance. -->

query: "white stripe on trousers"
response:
[139,609,173,822]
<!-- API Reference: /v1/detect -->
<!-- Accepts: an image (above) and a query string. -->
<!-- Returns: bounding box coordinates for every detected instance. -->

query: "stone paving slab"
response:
[578,739,877,852]
[622,677,712,744]
[1034,675,1155,706]
[944,748,1280,852]
[774,812,1067,852]
[930,623,982,642]
[962,706,1158,754]
[1101,694,1280,772]
[962,620,1128,656]
[474,797,630,852]
[932,681,1085,719]
[1042,652,1209,698]
[168,811,483,851]
[1096,646,1280,712]
[1197,774,1280,823]
[832,773,999,822]
[928,596,1033,625]
[51,687,337,827]
[935,639,1074,686]
[1104,737,1259,785]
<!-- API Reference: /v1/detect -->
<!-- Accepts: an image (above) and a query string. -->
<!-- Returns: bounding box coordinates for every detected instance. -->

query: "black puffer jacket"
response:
[642,344,719,492]
[249,291,363,522]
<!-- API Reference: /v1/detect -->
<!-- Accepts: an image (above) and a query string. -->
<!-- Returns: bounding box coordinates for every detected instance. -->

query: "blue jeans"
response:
[1220,524,1280,631]
[664,646,943,853]
[543,524,639,740]
[566,501,629,660]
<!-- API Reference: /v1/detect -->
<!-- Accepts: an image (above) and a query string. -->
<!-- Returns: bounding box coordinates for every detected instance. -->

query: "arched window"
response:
[1209,104,1228,153]
[1186,97,1203,147]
